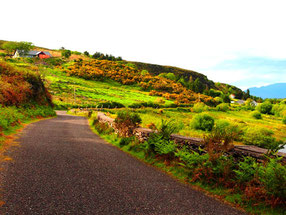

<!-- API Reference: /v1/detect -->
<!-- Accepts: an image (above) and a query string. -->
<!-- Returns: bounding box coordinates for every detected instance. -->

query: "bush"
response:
[258,157,286,199]
[256,101,272,114]
[251,111,262,119]
[141,70,149,76]
[283,116,286,124]
[0,105,55,134]
[97,101,125,108]
[191,113,214,131]
[43,57,64,66]
[192,102,208,113]
[204,120,241,160]
[243,127,282,150]
[271,103,286,117]
[141,120,181,160]
[61,50,71,59]
[234,156,258,184]
[92,119,113,135]
[216,103,229,112]
[214,96,223,104]
[114,110,141,137]
[119,136,134,147]
[176,149,209,171]
[128,102,160,109]
[145,135,176,159]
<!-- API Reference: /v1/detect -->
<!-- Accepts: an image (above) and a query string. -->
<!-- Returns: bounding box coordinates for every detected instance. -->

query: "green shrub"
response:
[141,120,181,160]
[192,102,208,113]
[271,103,286,117]
[157,119,182,140]
[141,70,149,76]
[243,127,282,150]
[119,136,134,147]
[176,148,209,170]
[92,119,113,135]
[114,110,141,137]
[128,102,160,109]
[212,120,241,141]
[144,135,176,159]
[0,105,55,133]
[256,101,272,114]
[283,116,286,124]
[191,113,214,131]
[61,50,71,59]
[258,157,286,199]
[216,103,229,112]
[43,57,64,66]
[214,96,223,104]
[234,156,259,184]
[251,111,262,119]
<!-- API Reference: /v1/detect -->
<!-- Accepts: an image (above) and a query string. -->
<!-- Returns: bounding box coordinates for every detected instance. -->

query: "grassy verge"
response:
[77,111,285,215]
[0,106,56,154]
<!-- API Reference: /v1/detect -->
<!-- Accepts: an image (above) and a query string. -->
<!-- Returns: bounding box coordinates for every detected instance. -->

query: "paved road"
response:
[1,111,246,215]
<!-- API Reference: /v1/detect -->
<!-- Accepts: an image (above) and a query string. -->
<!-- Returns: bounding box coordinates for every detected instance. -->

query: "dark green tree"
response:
[83,51,90,57]
[61,49,71,59]
[193,78,205,93]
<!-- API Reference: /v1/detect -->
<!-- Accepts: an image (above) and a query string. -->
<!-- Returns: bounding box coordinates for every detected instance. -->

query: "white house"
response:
[13,50,52,58]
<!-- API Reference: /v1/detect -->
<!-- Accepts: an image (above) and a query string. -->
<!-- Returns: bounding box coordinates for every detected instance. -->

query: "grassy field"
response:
[103,107,286,145]
[42,68,174,108]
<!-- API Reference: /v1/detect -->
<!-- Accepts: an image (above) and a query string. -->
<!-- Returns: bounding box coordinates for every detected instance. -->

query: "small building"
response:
[231,100,245,105]
[235,100,245,105]
[229,94,235,99]
[13,50,52,59]
[250,100,258,106]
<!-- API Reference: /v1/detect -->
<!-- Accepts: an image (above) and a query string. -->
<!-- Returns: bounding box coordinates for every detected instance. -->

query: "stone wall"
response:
[97,112,286,162]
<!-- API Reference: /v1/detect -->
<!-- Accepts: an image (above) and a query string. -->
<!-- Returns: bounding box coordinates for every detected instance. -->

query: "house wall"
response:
[13,51,20,58]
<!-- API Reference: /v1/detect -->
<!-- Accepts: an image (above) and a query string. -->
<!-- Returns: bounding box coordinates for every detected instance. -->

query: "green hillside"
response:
[131,61,215,88]
[41,67,174,109]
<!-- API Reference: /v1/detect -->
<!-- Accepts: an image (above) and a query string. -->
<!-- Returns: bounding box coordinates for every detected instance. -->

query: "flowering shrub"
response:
[0,61,52,107]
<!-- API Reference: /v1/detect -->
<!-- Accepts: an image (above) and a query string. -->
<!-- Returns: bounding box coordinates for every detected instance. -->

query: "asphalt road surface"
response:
[0,111,247,215]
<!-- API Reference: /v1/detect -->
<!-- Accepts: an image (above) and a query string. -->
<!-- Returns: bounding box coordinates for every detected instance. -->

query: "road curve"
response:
[0,111,246,215]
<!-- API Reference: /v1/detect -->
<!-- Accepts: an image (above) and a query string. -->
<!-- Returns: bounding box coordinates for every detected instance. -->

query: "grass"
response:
[0,113,56,164]
[101,107,286,144]
[40,67,174,108]
[83,112,285,215]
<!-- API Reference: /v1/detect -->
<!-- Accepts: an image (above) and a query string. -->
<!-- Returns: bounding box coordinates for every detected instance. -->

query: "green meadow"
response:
[41,68,174,108]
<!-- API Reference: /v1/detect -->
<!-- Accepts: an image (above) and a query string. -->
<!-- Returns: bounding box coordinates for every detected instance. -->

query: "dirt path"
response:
[0,111,246,214]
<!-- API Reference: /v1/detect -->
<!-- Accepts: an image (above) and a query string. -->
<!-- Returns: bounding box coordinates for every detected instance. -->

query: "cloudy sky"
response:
[1,0,286,89]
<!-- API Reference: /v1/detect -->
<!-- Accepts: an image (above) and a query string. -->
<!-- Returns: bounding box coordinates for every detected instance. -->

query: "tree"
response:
[257,101,273,114]
[2,41,33,56]
[92,52,102,59]
[61,49,71,59]
[193,78,205,93]
[83,51,90,57]
[2,42,17,55]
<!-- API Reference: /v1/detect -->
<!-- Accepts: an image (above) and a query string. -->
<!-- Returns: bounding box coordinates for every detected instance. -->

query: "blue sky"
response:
[1,0,286,90]
[200,57,286,90]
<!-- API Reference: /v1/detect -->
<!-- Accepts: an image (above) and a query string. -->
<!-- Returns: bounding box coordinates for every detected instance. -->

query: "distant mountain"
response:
[248,83,286,99]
